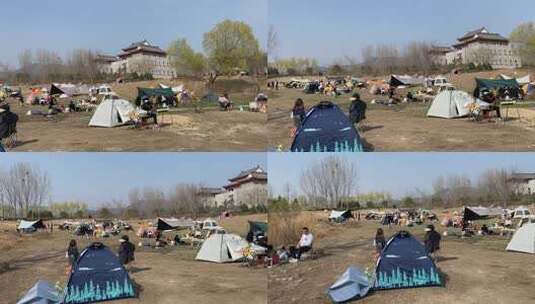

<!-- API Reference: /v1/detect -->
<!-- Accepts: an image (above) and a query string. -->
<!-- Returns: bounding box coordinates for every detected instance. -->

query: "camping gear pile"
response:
[291,101,363,152]
[327,231,441,303]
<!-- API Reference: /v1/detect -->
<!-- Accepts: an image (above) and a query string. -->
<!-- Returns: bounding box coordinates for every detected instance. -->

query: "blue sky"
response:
[0,0,267,67]
[0,153,266,207]
[268,153,535,198]
[269,0,535,64]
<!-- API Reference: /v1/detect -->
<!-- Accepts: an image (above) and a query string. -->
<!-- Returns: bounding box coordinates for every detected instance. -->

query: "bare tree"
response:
[268,25,279,60]
[0,163,51,218]
[478,169,511,207]
[300,156,359,209]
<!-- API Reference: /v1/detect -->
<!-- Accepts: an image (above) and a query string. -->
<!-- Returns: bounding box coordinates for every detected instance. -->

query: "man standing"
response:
[424,224,441,262]
[118,235,136,271]
[349,93,366,127]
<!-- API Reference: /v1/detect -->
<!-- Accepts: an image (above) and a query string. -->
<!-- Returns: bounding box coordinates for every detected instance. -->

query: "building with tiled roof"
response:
[509,172,535,195]
[97,40,176,79]
[213,166,267,208]
[434,27,521,69]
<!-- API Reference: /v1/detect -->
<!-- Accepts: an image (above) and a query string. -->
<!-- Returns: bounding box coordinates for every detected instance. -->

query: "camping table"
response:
[500,101,521,124]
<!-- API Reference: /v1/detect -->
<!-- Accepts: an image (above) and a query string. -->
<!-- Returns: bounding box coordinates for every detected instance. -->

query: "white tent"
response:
[427,90,472,119]
[88,98,135,128]
[506,223,535,254]
[17,280,60,304]
[18,219,45,232]
[196,233,249,263]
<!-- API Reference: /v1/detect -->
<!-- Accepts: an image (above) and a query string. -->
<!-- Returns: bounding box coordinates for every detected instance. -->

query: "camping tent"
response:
[329,210,353,222]
[291,101,363,152]
[18,219,46,233]
[463,206,506,221]
[427,90,472,119]
[196,233,249,263]
[49,84,65,96]
[506,223,535,254]
[327,266,370,303]
[17,280,60,304]
[374,231,441,290]
[390,75,426,87]
[64,242,135,304]
[499,74,531,85]
[88,98,134,128]
[156,217,195,231]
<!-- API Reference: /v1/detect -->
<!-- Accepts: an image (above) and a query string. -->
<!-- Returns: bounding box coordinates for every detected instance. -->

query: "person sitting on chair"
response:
[349,93,366,126]
[218,93,232,111]
[291,227,314,261]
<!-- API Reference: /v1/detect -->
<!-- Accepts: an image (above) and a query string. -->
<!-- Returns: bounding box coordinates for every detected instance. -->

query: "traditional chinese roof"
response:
[509,173,535,181]
[224,166,267,190]
[454,27,509,48]
[95,54,119,63]
[429,45,454,54]
[198,187,225,196]
[118,40,167,58]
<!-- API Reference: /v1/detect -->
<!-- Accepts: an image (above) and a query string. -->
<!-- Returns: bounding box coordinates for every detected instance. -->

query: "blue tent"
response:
[64,242,135,304]
[17,280,60,304]
[374,231,441,290]
[327,266,370,303]
[291,101,363,152]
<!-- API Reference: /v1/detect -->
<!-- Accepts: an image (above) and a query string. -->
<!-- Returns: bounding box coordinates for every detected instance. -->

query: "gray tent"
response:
[17,280,60,304]
[327,266,370,303]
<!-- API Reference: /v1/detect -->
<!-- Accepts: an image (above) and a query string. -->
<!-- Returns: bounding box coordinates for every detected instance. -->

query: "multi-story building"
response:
[429,46,453,66]
[97,40,176,79]
[214,166,268,208]
[508,173,535,195]
[433,27,522,69]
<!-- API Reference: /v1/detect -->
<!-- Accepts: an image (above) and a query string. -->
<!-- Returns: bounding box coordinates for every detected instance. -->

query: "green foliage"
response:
[366,201,375,209]
[167,38,206,76]
[401,196,416,208]
[98,207,113,219]
[203,20,262,76]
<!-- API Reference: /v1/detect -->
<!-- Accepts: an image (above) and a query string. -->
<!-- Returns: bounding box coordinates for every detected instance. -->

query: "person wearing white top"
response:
[293,227,314,259]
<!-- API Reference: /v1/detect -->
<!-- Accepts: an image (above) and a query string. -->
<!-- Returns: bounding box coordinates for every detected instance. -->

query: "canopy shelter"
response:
[196,233,249,263]
[474,78,520,97]
[17,280,60,304]
[291,101,363,152]
[506,223,535,254]
[88,98,135,128]
[374,231,441,290]
[499,74,531,85]
[427,90,473,119]
[155,217,195,231]
[329,210,353,223]
[18,219,46,233]
[327,266,370,303]
[389,75,426,87]
[463,206,506,221]
[135,87,175,104]
[49,84,65,96]
[64,242,135,304]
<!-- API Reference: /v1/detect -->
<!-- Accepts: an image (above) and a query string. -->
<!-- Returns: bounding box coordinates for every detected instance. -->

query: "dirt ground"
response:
[268,211,535,304]
[267,70,535,151]
[0,214,267,304]
[5,78,267,151]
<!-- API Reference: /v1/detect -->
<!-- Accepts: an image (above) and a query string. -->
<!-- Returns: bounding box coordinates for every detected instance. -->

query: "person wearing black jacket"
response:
[349,93,366,126]
[66,239,80,268]
[118,235,136,269]
[424,224,441,262]
[0,103,18,151]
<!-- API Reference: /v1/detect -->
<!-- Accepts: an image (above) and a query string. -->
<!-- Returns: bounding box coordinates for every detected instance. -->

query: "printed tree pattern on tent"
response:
[292,139,364,152]
[375,267,441,289]
[64,278,135,304]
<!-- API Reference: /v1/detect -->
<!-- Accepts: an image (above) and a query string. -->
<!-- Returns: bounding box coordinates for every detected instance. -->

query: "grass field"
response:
[268,211,535,304]
[267,69,535,151]
[0,214,267,304]
[5,77,267,151]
